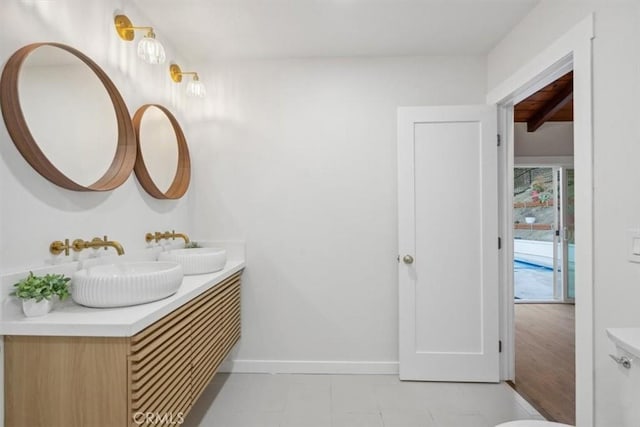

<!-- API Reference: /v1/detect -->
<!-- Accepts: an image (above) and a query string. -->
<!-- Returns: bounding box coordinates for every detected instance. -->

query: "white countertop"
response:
[0,259,245,337]
[607,327,640,359]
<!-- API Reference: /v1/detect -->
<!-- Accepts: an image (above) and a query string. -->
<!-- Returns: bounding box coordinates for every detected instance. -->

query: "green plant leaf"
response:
[11,272,71,301]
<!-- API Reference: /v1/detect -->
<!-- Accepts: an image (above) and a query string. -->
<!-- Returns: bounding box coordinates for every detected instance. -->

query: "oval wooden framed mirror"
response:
[132,104,190,199]
[0,42,136,191]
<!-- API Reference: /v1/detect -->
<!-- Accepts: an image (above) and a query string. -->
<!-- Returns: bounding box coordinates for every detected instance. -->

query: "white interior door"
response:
[398,105,499,382]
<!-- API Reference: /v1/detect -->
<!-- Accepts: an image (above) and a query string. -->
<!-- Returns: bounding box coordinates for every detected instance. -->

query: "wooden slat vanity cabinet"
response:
[5,272,242,427]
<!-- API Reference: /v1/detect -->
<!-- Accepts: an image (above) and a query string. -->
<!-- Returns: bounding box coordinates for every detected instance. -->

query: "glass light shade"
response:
[186,78,206,98]
[137,36,166,65]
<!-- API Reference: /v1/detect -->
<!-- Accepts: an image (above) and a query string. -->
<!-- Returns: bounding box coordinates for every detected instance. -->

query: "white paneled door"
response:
[397,105,499,382]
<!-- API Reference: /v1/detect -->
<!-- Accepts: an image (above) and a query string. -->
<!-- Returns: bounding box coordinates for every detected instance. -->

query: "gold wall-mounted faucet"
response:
[72,236,125,255]
[145,230,190,244]
[168,230,190,244]
[50,236,124,256]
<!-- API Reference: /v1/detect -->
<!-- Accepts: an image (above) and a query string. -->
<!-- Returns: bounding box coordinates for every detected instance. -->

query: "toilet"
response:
[496,422,572,427]
[497,328,640,427]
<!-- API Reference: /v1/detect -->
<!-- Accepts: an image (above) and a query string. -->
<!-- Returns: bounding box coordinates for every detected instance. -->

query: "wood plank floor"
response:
[511,303,575,425]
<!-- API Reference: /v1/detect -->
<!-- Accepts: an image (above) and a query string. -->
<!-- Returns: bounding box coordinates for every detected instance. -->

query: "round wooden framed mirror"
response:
[0,42,136,191]
[132,104,190,199]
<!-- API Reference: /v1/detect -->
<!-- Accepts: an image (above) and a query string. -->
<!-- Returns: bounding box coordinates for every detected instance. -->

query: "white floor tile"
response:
[331,374,401,386]
[286,373,333,386]
[284,382,331,414]
[381,409,437,427]
[457,382,534,425]
[331,381,379,412]
[413,382,469,413]
[281,410,332,427]
[513,389,544,417]
[199,410,282,427]
[373,383,428,410]
[185,373,544,427]
[332,411,385,427]
[431,410,491,427]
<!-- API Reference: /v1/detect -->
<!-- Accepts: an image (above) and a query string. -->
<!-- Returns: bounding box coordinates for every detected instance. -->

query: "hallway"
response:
[511,303,575,424]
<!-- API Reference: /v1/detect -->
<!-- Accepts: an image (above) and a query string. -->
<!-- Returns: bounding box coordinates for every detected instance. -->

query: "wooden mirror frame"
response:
[0,42,136,191]
[132,104,190,199]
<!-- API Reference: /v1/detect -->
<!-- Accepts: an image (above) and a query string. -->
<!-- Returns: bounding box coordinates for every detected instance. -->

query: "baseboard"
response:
[218,359,399,375]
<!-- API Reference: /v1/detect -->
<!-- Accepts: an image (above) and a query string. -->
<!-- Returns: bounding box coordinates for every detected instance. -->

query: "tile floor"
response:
[184,373,545,427]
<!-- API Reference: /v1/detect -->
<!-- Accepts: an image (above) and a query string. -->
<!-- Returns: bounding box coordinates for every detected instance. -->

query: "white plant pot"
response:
[22,298,53,317]
[524,217,536,224]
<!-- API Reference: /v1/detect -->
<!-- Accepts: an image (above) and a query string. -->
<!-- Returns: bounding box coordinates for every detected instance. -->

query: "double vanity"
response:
[0,242,245,427]
[0,33,236,427]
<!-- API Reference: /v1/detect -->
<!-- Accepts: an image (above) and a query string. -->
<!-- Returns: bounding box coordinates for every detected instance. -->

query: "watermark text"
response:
[133,412,185,425]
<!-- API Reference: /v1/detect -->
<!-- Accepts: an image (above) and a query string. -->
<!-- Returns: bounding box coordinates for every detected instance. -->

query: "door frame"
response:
[558,166,576,303]
[487,14,594,426]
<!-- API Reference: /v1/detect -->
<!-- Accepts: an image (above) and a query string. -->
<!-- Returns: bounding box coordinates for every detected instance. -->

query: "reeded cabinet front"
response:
[5,272,242,427]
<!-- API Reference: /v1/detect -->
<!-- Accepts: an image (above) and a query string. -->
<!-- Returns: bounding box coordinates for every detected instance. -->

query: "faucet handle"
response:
[99,235,109,250]
[50,239,70,256]
[89,237,107,251]
[71,238,87,252]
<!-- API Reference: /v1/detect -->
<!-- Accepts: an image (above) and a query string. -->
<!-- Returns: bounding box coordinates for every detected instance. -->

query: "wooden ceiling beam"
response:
[527,82,573,132]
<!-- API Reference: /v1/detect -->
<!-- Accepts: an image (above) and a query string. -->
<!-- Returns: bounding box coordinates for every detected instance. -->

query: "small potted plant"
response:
[11,272,71,317]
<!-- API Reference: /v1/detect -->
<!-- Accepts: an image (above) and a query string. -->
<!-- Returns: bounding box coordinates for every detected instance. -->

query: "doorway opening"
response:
[509,72,576,424]
[490,14,593,426]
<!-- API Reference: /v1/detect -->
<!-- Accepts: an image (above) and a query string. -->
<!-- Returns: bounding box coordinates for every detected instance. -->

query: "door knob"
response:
[403,255,414,264]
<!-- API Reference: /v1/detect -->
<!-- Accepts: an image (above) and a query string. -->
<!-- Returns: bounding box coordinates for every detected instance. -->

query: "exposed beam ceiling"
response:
[527,81,573,132]
[514,72,573,132]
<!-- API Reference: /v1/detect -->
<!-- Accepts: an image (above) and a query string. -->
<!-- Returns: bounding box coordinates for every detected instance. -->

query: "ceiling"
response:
[514,71,573,132]
[131,0,540,62]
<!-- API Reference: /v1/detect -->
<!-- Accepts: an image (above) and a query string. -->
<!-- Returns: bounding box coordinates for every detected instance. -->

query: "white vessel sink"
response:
[72,262,184,308]
[157,248,227,275]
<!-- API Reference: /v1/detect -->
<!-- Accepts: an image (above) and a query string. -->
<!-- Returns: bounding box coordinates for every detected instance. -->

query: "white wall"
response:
[188,56,487,371]
[488,1,598,93]
[514,122,573,157]
[489,1,640,425]
[0,1,193,273]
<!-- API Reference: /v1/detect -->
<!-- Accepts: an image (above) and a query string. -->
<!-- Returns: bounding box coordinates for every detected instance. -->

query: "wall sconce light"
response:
[170,64,206,98]
[114,14,166,65]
